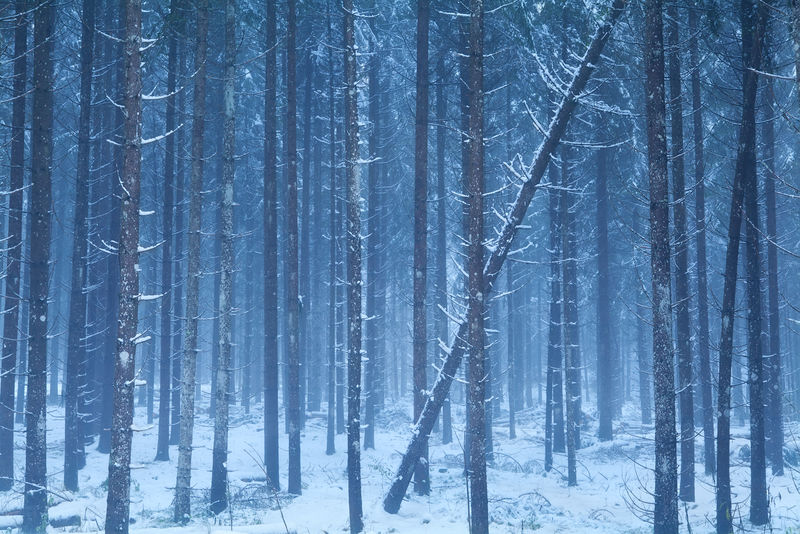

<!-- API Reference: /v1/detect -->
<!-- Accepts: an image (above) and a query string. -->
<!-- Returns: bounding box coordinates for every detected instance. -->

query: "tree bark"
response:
[412,0,430,497]
[0,0,28,493]
[344,0,363,529]
[596,147,612,442]
[209,0,236,515]
[22,0,55,529]
[666,1,694,503]
[715,0,765,531]
[547,166,565,464]
[644,0,678,531]
[105,0,142,528]
[688,1,714,477]
[174,0,208,521]
[325,0,337,457]
[382,0,628,513]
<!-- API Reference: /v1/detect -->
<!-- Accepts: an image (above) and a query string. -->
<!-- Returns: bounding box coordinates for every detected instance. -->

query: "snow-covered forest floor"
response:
[1,394,799,533]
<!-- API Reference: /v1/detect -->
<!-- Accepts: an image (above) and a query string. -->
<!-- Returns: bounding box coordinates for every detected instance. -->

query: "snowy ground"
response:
[1,394,799,533]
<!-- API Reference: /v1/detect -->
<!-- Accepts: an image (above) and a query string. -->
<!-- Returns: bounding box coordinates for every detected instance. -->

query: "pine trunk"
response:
[325,0,337,457]
[344,0,363,529]
[174,0,208,521]
[596,148,612,442]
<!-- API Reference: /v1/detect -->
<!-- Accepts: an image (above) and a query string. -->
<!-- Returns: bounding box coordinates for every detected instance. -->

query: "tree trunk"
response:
[688,1,714,477]
[435,56,451,445]
[325,0,337,457]
[715,0,765,531]
[596,147,612,442]
[643,0,678,531]
[344,0,363,529]
[22,0,55,529]
[65,0,95,491]
[286,0,302,497]
[0,0,28,493]
[209,0,236,514]
[465,1,488,531]
[156,0,180,463]
[301,44,313,418]
[412,0,430,497]
[547,166,565,463]
[762,29,783,476]
[382,0,628,512]
[104,0,142,528]
[666,1,694,503]
[174,0,208,521]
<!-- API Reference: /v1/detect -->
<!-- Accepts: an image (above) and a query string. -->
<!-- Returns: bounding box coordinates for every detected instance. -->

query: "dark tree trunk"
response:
[156,0,181,463]
[174,0,208,521]
[104,0,142,528]
[688,1,714,477]
[715,0,765,531]
[286,0,302,497]
[762,30,783,476]
[643,0,678,531]
[209,0,236,514]
[65,0,95,491]
[465,1,488,531]
[666,1,694,502]
[560,144,579,486]
[300,44,313,419]
[596,148,612,442]
[263,0,280,491]
[325,0,337,457]
[412,0,430,497]
[344,0,364,529]
[22,0,55,529]
[364,3,381,451]
[435,56,452,445]
[381,0,628,512]
[0,0,28,493]
[547,166,565,464]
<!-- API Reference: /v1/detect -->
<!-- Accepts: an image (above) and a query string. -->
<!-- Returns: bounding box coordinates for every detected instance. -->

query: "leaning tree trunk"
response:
[382,0,628,513]
[65,0,95,491]
[174,0,208,521]
[22,0,55,530]
[688,1,714,477]
[643,0,678,532]
[344,0,363,530]
[412,0,430,497]
[286,0,302,497]
[715,0,766,531]
[105,0,142,529]
[209,0,236,515]
[666,1,694,503]
[263,0,280,491]
[0,0,28,492]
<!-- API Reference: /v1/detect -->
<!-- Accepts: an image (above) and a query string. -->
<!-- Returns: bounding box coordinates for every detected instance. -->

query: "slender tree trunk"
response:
[0,0,28,493]
[344,0,363,529]
[644,0,678,531]
[104,0,142,529]
[666,1,694,502]
[300,45,313,419]
[596,147,612,442]
[412,0,430,497]
[325,0,337,457]
[715,1,765,532]
[547,166,565,461]
[466,1,488,531]
[156,0,180,463]
[435,56,452,445]
[209,0,236,514]
[762,30,783,476]
[561,144,579,486]
[263,0,280,491]
[382,1,628,512]
[65,0,95,491]
[688,1,714,477]
[364,3,380,451]
[22,0,55,529]
[174,0,208,521]
[286,0,303,497]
